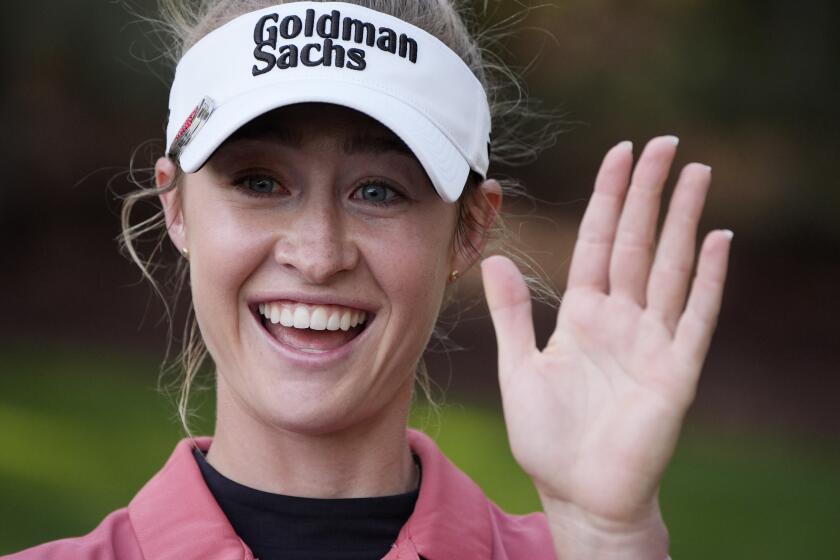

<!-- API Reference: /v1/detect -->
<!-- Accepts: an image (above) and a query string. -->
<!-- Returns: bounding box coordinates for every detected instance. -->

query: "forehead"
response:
[221,102,414,158]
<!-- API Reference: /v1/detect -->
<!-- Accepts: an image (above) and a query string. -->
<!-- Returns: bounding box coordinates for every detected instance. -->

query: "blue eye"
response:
[241,176,279,195]
[354,182,400,205]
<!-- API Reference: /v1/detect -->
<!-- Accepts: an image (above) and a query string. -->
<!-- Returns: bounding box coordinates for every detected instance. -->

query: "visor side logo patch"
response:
[169,96,216,162]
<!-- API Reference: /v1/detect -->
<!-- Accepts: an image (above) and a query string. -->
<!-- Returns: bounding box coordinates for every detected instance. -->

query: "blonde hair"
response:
[120,0,561,436]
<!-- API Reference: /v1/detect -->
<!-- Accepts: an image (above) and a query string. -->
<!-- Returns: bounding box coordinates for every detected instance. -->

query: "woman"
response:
[6,1,731,559]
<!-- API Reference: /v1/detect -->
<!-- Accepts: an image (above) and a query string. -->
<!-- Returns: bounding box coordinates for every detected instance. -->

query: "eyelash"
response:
[232,174,405,207]
[350,179,404,207]
[233,173,284,198]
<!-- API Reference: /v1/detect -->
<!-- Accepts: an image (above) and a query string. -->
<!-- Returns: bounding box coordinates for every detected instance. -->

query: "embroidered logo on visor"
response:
[251,8,419,75]
[168,96,215,161]
[164,2,492,200]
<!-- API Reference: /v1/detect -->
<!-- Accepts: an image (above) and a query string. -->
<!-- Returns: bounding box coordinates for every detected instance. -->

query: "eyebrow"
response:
[227,127,304,148]
[219,128,414,159]
[342,132,413,157]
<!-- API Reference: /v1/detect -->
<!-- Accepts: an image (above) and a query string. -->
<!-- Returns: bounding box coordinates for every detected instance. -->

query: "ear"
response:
[450,178,503,277]
[155,156,188,254]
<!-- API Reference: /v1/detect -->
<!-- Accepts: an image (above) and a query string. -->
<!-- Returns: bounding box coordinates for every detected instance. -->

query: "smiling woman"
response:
[5,1,732,560]
[163,104,475,451]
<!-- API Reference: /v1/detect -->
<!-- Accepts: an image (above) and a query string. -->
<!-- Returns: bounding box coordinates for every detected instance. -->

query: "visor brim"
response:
[176,79,470,203]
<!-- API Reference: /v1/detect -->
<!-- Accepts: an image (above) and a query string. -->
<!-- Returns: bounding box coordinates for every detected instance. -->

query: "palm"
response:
[481,137,732,524]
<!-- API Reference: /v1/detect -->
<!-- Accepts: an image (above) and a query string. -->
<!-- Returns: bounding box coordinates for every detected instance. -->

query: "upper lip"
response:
[247,292,377,314]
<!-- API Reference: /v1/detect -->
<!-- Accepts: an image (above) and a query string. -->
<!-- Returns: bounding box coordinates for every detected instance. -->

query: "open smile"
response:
[251,300,374,360]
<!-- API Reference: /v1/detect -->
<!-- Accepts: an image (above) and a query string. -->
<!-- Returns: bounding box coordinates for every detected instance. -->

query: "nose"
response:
[272,196,359,284]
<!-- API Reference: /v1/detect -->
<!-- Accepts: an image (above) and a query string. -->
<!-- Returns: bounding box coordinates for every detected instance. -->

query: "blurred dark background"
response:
[1,0,838,557]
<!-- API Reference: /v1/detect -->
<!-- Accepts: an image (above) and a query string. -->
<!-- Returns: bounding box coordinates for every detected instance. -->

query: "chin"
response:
[244,365,412,438]
[257,395,376,437]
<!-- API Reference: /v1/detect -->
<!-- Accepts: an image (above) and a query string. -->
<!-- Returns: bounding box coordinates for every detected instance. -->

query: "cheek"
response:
[360,208,456,327]
[185,198,274,357]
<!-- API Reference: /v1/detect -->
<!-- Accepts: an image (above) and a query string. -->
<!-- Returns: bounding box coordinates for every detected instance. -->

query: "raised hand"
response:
[481,136,732,556]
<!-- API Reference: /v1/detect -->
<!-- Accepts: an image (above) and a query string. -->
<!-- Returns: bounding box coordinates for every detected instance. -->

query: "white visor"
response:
[165,1,492,202]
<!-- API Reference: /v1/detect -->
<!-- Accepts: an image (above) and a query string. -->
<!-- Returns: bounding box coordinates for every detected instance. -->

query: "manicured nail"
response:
[721,229,734,240]
[617,140,633,152]
[662,135,680,146]
[702,164,712,173]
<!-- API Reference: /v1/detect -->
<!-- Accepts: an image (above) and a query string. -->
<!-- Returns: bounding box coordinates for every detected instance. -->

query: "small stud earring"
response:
[181,246,190,259]
[448,269,459,283]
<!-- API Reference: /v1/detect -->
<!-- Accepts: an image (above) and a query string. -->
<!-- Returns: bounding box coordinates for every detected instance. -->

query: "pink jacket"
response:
[5,429,556,559]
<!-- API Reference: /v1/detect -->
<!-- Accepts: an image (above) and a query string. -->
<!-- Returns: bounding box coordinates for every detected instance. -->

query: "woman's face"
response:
[159,104,489,435]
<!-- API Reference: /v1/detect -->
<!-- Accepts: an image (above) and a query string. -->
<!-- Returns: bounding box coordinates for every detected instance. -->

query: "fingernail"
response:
[702,164,712,173]
[616,140,633,152]
[721,229,734,240]
[662,135,680,146]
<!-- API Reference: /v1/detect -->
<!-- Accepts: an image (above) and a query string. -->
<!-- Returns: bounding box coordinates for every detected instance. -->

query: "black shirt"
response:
[193,448,420,560]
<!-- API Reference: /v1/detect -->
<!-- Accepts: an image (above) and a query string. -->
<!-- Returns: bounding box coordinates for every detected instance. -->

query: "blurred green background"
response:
[3,346,839,557]
[1,0,838,557]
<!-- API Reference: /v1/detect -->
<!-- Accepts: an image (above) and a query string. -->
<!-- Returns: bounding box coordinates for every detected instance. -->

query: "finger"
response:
[646,163,713,332]
[481,255,537,376]
[567,140,633,292]
[673,230,733,377]
[609,135,679,305]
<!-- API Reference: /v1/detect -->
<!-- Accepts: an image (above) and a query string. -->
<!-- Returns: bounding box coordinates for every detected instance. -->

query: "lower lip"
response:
[250,310,373,369]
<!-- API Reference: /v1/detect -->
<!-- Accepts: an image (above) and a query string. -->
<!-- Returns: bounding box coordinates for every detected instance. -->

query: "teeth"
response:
[293,305,310,329]
[339,310,352,331]
[310,307,328,330]
[260,302,369,331]
[280,307,294,327]
[326,312,340,331]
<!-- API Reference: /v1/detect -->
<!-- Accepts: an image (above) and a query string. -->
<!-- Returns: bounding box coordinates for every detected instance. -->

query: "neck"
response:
[205,375,418,498]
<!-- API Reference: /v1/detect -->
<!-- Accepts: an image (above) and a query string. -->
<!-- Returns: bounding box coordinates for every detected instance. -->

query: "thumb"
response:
[480,256,536,376]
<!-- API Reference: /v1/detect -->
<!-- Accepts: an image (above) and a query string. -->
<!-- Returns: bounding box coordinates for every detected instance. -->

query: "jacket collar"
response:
[128,429,493,560]
[390,429,493,560]
[128,436,254,560]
